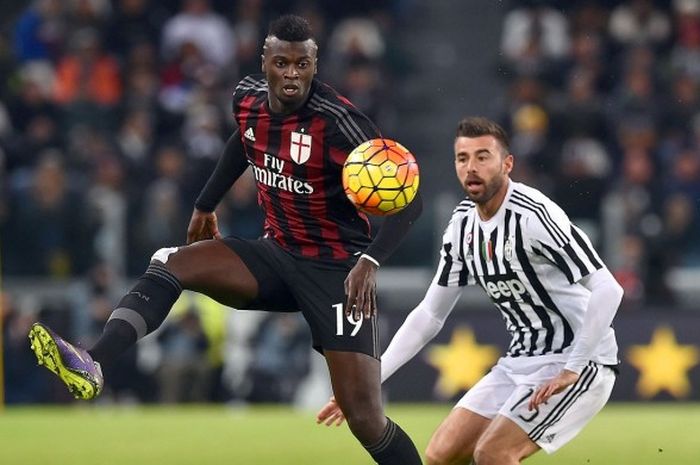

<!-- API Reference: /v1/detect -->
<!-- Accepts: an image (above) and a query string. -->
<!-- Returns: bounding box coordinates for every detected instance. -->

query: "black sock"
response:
[365,417,422,465]
[89,262,182,365]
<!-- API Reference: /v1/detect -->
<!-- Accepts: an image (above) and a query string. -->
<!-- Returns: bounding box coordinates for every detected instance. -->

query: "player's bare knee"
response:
[344,408,383,436]
[339,400,384,442]
[473,443,513,465]
[424,444,455,465]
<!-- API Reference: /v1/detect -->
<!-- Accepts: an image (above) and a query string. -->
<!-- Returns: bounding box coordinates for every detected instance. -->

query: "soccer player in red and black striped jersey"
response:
[29,14,422,465]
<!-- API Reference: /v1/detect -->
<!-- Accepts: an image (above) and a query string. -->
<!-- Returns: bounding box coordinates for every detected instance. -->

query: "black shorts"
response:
[222,236,380,359]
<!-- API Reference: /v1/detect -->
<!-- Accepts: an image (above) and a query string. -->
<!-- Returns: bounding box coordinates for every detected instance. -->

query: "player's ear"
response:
[503,153,514,175]
[314,57,318,75]
[261,54,266,73]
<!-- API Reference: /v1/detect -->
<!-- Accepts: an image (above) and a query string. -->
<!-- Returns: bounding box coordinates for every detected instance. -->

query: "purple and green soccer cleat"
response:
[28,322,104,400]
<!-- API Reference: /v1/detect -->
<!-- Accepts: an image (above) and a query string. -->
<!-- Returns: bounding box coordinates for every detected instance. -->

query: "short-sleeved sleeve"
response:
[525,200,604,284]
[434,209,474,288]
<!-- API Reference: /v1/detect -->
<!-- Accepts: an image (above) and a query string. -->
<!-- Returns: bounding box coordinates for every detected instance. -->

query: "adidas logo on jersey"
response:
[244,127,256,142]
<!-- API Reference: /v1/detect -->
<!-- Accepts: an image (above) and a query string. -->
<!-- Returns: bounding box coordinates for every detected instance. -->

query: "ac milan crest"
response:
[290,131,312,164]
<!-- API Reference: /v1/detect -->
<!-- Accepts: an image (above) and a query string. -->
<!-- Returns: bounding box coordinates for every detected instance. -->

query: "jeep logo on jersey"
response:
[482,273,528,304]
[290,131,312,164]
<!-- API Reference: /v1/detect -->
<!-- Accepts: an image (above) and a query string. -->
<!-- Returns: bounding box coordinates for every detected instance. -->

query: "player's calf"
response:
[89,250,183,365]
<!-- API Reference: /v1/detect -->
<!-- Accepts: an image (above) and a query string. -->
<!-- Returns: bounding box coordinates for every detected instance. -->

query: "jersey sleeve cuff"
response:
[563,360,586,375]
[360,253,380,268]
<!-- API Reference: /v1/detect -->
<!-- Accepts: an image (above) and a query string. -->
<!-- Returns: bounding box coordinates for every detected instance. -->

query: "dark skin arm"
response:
[186,209,223,244]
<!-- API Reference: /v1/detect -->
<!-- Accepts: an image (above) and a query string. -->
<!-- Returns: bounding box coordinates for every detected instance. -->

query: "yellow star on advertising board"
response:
[426,326,500,398]
[627,326,699,399]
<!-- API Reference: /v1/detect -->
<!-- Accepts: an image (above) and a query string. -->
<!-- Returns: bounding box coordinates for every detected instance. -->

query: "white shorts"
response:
[455,357,616,453]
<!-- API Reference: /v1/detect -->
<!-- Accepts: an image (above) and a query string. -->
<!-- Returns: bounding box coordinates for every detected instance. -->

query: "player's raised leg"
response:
[29,239,260,400]
[325,350,422,465]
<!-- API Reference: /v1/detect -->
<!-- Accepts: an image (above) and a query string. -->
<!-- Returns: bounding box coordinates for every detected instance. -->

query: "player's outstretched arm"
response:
[380,282,462,382]
[318,281,462,426]
[191,129,249,225]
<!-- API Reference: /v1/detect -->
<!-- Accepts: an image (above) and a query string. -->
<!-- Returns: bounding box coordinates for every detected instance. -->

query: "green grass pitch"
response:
[1,403,698,464]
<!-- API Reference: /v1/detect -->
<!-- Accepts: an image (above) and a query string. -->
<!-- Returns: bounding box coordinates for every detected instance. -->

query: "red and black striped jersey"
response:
[233,74,380,261]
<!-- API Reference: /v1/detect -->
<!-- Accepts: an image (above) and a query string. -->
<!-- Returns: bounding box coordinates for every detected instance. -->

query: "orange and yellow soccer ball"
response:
[342,138,420,216]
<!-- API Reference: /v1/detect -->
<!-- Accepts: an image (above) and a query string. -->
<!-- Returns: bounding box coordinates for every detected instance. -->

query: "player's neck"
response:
[477,178,510,221]
[268,97,305,115]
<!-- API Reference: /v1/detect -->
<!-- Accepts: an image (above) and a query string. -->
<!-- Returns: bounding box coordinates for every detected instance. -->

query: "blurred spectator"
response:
[507,102,558,190]
[231,0,265,77]
[66,0,112,31]
[4,62,61,171]
[608,0,672,50]
[554,135,611,231]
[7,62,57,134]
[105,0,166,60]
[128,144,189,269]
[13,0,66,63]
[216,169,264,239]
[607,53,659,128]
[563,30,611,93]
[161,0,235,70]
[54,28,122,107]
[669,0,700,79]
[88,154,127,275]
[157,310,211,403]
[662,193,700,265]
[4,150,96,276]
[2,292,49,403]
[53,28,122,132]
[555,69,608,141]
[246,313,311,403]
[159,41,217,116]
[500,1,570,82]
[325,17,386,86]
[660,73,699,139]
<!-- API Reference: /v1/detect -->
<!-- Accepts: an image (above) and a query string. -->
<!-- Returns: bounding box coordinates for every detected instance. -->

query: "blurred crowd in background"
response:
[496,0,700,309]
[2,0,700,404]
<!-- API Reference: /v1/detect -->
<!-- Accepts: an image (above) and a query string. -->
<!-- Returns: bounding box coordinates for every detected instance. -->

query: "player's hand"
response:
[186,208,222,244]
[345,256,378,320]
[316,396,346,426]
[529,369,579,411]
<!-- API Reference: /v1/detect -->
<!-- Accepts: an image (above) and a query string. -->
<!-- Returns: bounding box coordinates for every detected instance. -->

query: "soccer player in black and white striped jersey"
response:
[318,117,624,465]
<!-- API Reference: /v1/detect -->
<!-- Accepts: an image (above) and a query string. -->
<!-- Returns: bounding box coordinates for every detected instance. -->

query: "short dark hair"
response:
[268,15,314,42]
[456,117,510,153]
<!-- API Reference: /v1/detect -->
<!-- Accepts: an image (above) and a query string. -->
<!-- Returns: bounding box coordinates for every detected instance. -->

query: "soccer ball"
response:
[342,138,420,216]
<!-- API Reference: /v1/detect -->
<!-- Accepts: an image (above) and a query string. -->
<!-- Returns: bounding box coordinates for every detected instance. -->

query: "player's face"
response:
[454,135,513,204]
[262,37,318,114]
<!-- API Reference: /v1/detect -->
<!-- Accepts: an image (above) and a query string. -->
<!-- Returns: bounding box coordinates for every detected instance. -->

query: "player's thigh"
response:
[291,260,380,358]
[502,362,616,454]
[157,240,258,307]
[425,407,491,465]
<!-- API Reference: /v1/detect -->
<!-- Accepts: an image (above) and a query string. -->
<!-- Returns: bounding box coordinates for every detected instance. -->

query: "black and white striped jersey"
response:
[436,180,617,363]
